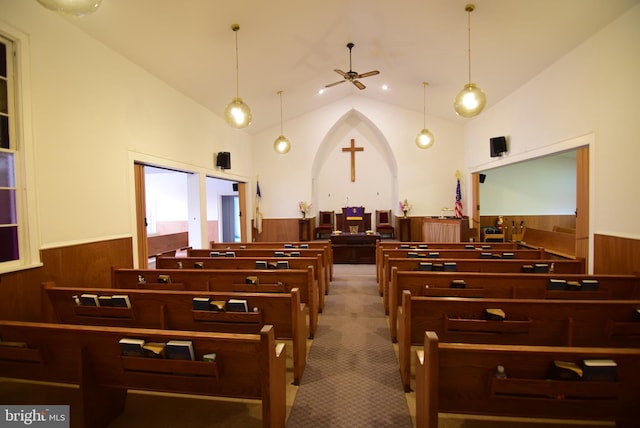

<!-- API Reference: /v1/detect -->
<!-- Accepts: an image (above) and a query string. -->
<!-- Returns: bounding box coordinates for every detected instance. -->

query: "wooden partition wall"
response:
[0,237,133,322]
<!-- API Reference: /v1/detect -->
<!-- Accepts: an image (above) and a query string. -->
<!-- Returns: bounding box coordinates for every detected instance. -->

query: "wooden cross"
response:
[342,138,364,182]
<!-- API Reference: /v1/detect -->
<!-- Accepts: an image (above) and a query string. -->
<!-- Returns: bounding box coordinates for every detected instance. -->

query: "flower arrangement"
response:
[299,201,312,218]
[399,199,411,218]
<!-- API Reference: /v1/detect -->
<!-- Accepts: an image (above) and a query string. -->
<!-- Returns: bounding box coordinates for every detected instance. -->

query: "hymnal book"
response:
[534,263,550,273]
[111,295,131,308]
[210,301,226,311]
[0,340,28,348]
[276,260,289,269]
[202,352,217,362]
[417,244,428,249]
[566,281,581,290]
[443,262,457,272]
[291,251,301,257]
[192,297,211,311]
[226,298,249,312]
[245,276,259,285]
[550,360,583,381]
[157,275,171,284]
[450,279,466,289]
[502,252,515,259]
[283,244,294,248]
[400,244,411,249]
[418,262,433,271]
[300,244,309,248]
[547,279,567,290]
[209,251,220,257]
[255,260,268,269]
[194,261,204,269]
[432,263,444,271]
[464,244,474,249]
[239,245,246,249]
[143,342,166,358]
[225,251,235,257]
[481,245,491,249]
[273,251,285,257]
[521,264,534,273]
[580,359,617,381]
[407,252,419,258]
[581,279,599,291]
[484,308,506,321]
[79,293,100,306]
[119,338,146,357]
[165,340,195,360]
[428,252,440,258]
[98,295,113,306]
[480,252,493,259]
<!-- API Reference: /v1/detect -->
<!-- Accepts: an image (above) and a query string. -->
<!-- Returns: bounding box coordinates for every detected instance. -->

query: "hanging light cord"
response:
[422,82,427,128]
[233,25,240,99]
[466,5,474,84]
[278,91,284,134]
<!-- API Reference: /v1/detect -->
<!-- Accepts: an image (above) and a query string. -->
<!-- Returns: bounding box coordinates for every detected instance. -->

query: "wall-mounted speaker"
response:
[490,136,507,158]
[232,183,238,191]
[216,152,231,169]
[479,173,486,183]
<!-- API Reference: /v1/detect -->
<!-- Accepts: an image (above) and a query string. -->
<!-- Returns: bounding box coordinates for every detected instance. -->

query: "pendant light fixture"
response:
[273,91,291,154]
[224,24,252,129]
[416,82,435,149]
[454,4,486,118]
[36,0,102,17]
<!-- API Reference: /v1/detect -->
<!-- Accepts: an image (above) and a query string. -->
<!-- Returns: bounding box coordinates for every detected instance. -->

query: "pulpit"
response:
[335,207,372,233]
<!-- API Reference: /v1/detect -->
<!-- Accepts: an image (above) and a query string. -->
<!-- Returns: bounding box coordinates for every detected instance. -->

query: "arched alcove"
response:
[311,109,399,222]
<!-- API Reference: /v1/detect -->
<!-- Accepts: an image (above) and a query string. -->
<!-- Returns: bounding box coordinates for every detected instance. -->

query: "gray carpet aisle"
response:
[286,264,413,427]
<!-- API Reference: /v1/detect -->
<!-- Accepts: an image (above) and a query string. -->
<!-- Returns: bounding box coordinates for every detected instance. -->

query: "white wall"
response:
[1,1,253,249]
[464,4,640,239]
[251,95,464,221]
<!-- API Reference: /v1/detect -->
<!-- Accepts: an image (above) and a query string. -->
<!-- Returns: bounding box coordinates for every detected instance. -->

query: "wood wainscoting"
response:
[594,233,640,275]
[0,237,133,322]
[252,218,316,242]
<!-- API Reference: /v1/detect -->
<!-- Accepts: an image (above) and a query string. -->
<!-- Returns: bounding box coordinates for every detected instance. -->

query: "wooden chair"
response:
[314,211,334,238]
[376,210,394,238]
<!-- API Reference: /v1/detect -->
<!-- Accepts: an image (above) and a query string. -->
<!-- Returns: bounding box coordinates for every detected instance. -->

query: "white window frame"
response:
[0,24,41,274]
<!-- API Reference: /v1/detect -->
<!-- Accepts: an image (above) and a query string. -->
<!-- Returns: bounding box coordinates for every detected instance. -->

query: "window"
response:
[0,30,39,273]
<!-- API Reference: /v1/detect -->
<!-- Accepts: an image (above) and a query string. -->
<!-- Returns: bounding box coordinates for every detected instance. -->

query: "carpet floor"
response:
[286,263,413,427]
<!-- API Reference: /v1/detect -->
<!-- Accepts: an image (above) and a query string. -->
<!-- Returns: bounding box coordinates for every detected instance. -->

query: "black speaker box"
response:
[490,136,507,157]
[479,173,486,183]
[232,183,238,191]
[216,152,231,169]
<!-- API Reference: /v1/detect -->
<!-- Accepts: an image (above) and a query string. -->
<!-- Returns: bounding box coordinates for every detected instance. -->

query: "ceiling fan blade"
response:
[356,70,380,79]
[333,69,348,78]
[325,80,346,88]
[353,80,366,90]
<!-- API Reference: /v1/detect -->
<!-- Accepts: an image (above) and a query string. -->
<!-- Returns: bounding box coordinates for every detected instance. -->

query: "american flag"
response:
[255,180,263,234]
[455,178,463,218]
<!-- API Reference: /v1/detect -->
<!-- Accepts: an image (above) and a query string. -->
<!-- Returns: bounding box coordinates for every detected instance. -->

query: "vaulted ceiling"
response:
[65,0,639,134]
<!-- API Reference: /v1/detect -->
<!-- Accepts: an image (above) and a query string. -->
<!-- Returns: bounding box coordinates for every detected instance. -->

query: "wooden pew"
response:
[0,321,286,428]
[111,266,319,338]
[381,255,585,314]
[378,247,552,298]
[388,269,640,342]
[158,255,327,311]
[41,282,307,385]
[209,241,334,281]
[416,331,640,428]
[189,247,332,295]
[375,241,520,281]
[398,291,640,391]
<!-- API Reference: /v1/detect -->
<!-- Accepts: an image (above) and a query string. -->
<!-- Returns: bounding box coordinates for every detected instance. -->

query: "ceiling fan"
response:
[325,42,380,90]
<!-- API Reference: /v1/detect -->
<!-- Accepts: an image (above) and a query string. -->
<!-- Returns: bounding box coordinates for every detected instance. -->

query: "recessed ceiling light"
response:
[318,88,326,95]
[381,84,389,91]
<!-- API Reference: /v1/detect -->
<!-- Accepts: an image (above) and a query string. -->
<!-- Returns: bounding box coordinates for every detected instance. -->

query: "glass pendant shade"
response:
[224,97,252,129]
[454,83,486,118]
[415,129,435,149]
[273,135,291,154]
[37,0,102,17]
